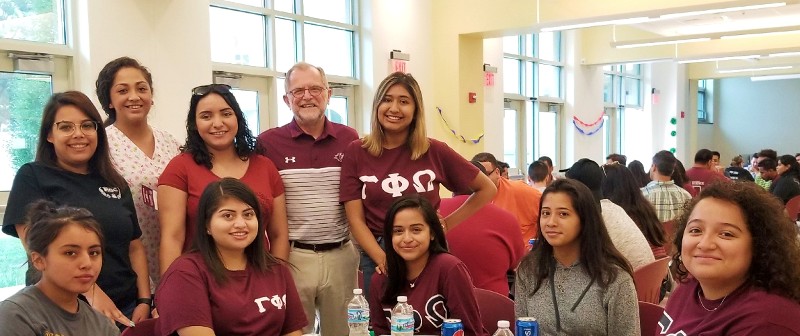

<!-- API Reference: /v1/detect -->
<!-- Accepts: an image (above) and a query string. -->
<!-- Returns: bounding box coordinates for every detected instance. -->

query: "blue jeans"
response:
[358,236,384,302]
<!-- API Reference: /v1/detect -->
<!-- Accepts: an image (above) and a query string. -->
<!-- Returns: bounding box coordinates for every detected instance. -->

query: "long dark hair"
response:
[192,177,277,284]
[672,159,688,187]
[182,86,261,169]
[95,56,153,126]
[778,154,800,178]
[518,179,633,295]
[36,91,128,189]
[600,164,667,247]
[671,182,800,302]
[627,160,651,187]
[381,195,448,304]
[25,200,104,257]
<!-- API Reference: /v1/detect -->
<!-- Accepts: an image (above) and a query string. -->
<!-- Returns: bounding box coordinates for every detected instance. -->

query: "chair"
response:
[633,257,670,304]
[638,301,665,336]
[661,220,676,256]
[473,287,515,331]
[786,195,800,221]
[120,318,158,336]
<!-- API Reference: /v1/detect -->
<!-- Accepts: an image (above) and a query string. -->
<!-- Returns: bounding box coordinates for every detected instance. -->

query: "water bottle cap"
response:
[397,296,407,302]
[353,288,363,295]
[497,320,510,328]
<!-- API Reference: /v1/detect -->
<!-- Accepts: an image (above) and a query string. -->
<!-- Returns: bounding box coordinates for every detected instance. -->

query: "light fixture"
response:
[769,51,800,58]
[751,73,800,81]
[659,1,787,19]
[720,27,800,39]
[718,65,793,73]
[613,37,711,49]
[678,55,761,64]
[541,17,650,32]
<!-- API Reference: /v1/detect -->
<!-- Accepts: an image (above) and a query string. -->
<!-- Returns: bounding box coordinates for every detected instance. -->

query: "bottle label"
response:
[348,308,370,323]
[391,316,414,332]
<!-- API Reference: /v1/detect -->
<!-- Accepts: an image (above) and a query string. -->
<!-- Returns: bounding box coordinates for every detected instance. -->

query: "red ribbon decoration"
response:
[573,112,606,127]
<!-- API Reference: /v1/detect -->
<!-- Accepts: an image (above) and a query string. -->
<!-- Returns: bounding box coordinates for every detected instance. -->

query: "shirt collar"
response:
[287,118,337,141]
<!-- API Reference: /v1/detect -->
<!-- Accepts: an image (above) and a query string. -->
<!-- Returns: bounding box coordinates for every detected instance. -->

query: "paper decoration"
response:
[436,107,484,144]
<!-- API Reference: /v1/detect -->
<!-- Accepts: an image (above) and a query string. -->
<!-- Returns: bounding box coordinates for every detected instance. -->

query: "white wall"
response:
[482,37,504,157]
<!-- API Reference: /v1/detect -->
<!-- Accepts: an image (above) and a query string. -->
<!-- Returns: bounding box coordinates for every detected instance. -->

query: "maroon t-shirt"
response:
[659,278,800,335]
[156,253,307,335]
[368,253,489,336]
[685,166,729,197]
[158,153,284,251]
[440,195,525,296]
[339,138,479,236]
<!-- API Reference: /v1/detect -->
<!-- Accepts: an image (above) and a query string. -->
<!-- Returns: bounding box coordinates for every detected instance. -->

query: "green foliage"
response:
[0,73,51,173]
[0,237,26,288]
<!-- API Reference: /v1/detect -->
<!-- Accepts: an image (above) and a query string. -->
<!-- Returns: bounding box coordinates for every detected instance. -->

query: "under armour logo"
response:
[285,157,296,163]
[334,152,344,162]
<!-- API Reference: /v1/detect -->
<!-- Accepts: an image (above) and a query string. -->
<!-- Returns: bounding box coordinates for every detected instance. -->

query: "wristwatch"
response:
[136,297,152,306]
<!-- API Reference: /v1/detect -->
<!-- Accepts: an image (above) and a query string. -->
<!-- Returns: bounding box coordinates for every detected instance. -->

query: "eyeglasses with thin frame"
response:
[287,86,325,98]
[601,161,620,176]
[53,120,99,136]
[192,84,232,96]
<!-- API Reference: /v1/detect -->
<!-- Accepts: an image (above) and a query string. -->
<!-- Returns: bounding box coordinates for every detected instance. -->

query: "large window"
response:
[503,32,563,98]
[603,64,643,161]
[603,64,642,107]
[0,0,66,44]
[697,79,711,123]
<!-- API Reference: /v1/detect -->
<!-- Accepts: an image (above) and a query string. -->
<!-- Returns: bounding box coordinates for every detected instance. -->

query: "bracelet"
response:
[136,297,152,306]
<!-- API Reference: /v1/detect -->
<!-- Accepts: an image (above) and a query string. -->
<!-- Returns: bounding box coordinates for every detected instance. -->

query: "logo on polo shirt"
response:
[98,186,121,199]
[334,152,344,162]
[285,157,296,163]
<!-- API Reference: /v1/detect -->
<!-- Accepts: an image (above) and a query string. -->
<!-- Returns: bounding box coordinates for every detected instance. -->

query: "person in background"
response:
[0,201,120,336]
[2,91,149,328]
[754,149,778,190]
[497,160,510,179]
[257,62,359,335]
[641,150,692,223]
[768,155,800,205]
[156,178,306,335]
[672,159,689,193]
[685,149,730,197]
[473,152,542,245]
[627,160,651,188]
[158,84,289,275]
[606,153,628,166]
[710,150,724,174]
[747,153,760,175]
[660,182,800,335]
[601,163,667,259]
[795,153,800,164]
[441,162,525,297]
[340,72,495,298]
[96,56,181,290]
[528,160,550,192]
[515,179,639,335]
[724,155,755,182]
[369,195,488,336]
[538,155,558,184]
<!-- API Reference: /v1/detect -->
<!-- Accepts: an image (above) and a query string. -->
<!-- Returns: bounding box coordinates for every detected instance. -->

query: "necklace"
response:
[697,290,728,312]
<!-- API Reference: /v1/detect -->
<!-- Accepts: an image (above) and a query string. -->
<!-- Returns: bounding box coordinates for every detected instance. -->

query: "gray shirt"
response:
[0,286,119,336]
[514,261,639,335]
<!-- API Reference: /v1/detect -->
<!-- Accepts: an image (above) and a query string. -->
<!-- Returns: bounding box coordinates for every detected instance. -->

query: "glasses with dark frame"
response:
[53,120,99,136]
[287,86,325,98]
[192,84,232,96]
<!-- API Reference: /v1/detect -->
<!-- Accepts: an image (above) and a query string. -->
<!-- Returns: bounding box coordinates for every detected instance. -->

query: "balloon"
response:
[670,148,677,153]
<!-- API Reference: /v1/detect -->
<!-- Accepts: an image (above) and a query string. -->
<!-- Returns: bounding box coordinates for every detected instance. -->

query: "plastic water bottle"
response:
[390,296,414,336]
[493,320,514,336]
[348,288,370,336]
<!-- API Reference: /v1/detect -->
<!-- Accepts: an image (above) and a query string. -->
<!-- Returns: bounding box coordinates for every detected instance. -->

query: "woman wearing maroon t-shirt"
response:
[661,182,800,335]
[340,72,495,297]
[156,178,306,335]
[368,195,488,336]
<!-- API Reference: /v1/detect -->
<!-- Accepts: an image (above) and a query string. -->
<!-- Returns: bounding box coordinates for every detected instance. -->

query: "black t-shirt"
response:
[724,167,755,182]
[2,162,141,309]
[769,173,800,205]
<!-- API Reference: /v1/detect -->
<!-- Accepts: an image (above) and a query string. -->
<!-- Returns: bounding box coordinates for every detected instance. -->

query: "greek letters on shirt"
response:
[360,169,437,199]
[381,294,450,332]
[254,294,287,313]
[658,311,688,336]
[98,186,122,199]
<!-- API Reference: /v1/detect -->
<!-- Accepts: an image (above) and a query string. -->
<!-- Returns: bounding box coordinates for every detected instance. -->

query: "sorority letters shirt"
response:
[258,118,359,244]
[158,153,284,252]
[0,286,119,336]
[156,253,307,335]
[2,162,141,309]
[339,138,480,236]
[660,278,800,335]
[368,253,489,336]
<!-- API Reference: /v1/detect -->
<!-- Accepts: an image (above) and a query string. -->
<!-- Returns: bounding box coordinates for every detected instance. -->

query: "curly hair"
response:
[671,182,800,302]
[95,57,153,126]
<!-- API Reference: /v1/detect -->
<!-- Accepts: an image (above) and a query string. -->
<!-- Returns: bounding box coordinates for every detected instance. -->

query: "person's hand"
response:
[151,307,159,319]
[374,255,387,275]
[131,303,150,323]
[86,285,135,327]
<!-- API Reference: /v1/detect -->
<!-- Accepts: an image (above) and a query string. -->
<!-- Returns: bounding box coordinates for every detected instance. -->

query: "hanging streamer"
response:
[572,118,605,136]
[436,107,484,144]
[572,112,605,128]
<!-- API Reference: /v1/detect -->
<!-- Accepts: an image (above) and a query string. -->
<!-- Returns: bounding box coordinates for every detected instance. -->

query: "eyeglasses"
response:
[192,84,232,96]
[601,161,621,176]
[287,86,325,98]
[53,120,98,136]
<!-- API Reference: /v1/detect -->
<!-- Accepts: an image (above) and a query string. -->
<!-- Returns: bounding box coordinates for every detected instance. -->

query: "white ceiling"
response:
[634,4,800,36]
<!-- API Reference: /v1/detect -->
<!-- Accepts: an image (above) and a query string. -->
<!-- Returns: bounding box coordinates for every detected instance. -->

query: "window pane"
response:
[537,32,559,62]
[304,24,353,77]
[623,77,641,106]
[524,34,534,57]
[276,77,294,126]
[538,109,557,166]
[302,0,351,24]
[274,0,295,13]
[603,74,614,103]
[503,58,521,95]
[525,61,534,97]
[226,0,264,6]
[209,7,266,67]
[538,64,560,98]
[602,65,614,72]
[328,95,348,125]
[230,89,260,135]
[503,35,520,55]
[275,18,297,72]
[621,108,651,164]
[0,0,65,44]
[503,108,518,169]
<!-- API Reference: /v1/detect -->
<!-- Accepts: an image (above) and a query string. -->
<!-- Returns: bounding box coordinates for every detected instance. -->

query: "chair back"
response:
[786,195,800,221]
[121,318,158,336]
[638,301,665,336]
[473,287,515,332]
[661,220,676,256]
[633,257,670,304]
